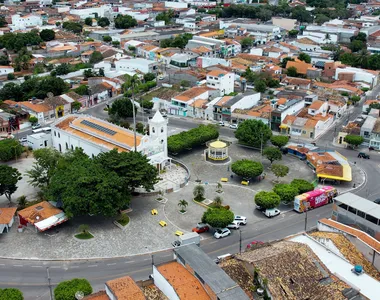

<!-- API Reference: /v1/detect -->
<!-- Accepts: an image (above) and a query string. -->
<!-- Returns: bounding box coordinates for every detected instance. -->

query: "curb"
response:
[340,162,367,195]
[192,198,210,209]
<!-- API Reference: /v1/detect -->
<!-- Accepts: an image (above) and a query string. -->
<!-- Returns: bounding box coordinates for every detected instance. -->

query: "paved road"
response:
[0,204,333,299]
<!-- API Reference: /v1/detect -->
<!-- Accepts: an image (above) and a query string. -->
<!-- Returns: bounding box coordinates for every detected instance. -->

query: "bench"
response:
[175,230,184,236]
[151,209,158,215]
[241,180,249,186]
[159,220,167,227]
[221,178,228,182]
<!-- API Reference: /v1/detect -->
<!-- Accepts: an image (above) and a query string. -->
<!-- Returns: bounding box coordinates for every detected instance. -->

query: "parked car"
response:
[192,223,210,233]
[374,199,380,205]
[219,121,225,126]
[158,75,164,80]
[227,221,240,230]
[32,123,41,130]
[234,215,247,225]
[263,208,281,218]
[19,137,27,144]
[255,205,266,212]
[357,152,370,159]
[229,124,238,129]
[214,228,231,239]
[143,109,151,114]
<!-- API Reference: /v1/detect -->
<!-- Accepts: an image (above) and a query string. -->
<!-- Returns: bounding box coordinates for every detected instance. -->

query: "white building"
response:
[27,132,52,150]
[0,66,14,76]
[115,58,158,74]
[335,67,379,88]
[11,14,43,31]
[69,4,112,19]
[50,112,169,170]
[206,70,234,96]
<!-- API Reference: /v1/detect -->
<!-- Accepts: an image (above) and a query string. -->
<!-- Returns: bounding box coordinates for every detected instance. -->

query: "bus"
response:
[294,186,338,213]
[32,127,51,134]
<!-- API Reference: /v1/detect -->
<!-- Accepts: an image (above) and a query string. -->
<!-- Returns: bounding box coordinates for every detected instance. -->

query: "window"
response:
[66,143,68,150]
[365,214,379,225]
[71,145,74,150]
[58,144,62,152]
[348,206,357,215]
[58,133,60,138]
[152,127,155,133]
[338,203,348,210]
[357,210,366,218]
[54,131,56,136]
[161,127,164,133]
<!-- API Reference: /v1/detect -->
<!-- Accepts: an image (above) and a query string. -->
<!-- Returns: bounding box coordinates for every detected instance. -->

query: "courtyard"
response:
[0,142,365,259]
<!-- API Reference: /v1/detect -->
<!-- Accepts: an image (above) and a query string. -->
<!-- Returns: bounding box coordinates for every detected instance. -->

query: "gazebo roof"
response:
[209,140,227,149]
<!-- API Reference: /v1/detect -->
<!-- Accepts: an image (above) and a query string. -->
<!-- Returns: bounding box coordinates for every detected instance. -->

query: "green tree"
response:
[271,164,289,180]
[55,63,70,75]
[213,196,223,208]
[0,55,10,66]
[74,84,89,95]
[112,41,120,47]
[180,80,190,87]
[39,29,55,41]
[231,159,264,179]
[7,73,15,80]
[114,14,138,29]
[33,63,45,74]
[286,66,298,77]
[0,83,23,101]
[0,165,22,204]
[291,179,314,194]
[254,191,281,209]
[0,16,8,27]
[141,99,154,109]
[291,6,313,23]
[298,52,311,63]
[103,35,112,43]
[98,17,110,27]
[89,51,103,64]
[54,278,92,300]
[254,79,267,93]
[273,183,299,204]
[178,199,188,212]
[108,97,134,120]
[235,119,272,148]
[270,135,289,148]
[0,288,24,300]
[62,21,83,34]
[201,208,234,228]
[314,14,330,25]
[144,73,156,82]
[288,29,299,37]
[72,101,82,112]
[193,185,205,201]
[85,17,93,26]
[263,147,282,164]
[26,148,62,188]
[280,57,294,68]
[350,95,361,104]
[135,122,145,134]
[241,37,254,49]
[29,116,38,125]
[0,139,23,161]
[344,135,364,148]
[17,195,27,209]
[350,40,366,52]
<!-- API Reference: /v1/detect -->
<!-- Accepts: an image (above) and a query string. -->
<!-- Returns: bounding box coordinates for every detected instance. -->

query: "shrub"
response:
[270,135,289,148]
[0,139,24,161]
[201,208,234,228]
[0,288,23,300]
[291,179,314,194]
[54,278,92,300]
[193,185,205,201]
[273,184,299,204]
[254,191,281,209]
[231,159,263,179]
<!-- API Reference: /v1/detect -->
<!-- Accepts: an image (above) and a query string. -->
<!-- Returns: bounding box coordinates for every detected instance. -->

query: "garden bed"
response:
[74,232,94,240]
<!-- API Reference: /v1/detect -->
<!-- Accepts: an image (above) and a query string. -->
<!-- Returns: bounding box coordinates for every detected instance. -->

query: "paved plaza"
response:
[0,142,365,259]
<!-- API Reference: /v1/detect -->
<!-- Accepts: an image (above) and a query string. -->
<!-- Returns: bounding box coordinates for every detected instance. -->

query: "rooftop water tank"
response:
[354,265,363,273]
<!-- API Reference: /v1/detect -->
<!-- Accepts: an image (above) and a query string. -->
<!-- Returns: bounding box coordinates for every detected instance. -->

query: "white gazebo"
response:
[206,139,229,161]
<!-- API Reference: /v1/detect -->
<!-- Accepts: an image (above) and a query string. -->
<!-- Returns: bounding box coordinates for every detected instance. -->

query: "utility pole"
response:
[260,132,263,155]
[46,267,53,300]
[130,80,137,152]
[304,202,310,232]
[239,229,242,254]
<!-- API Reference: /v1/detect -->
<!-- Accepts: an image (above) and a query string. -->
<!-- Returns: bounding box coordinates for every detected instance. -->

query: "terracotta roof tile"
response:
[207,69,230,77]
[286,60,313,75]
[18,201,62,225]
[308,100,325,110]
[105,276,145,300]
[173,87,214,102]
[0,207,17,225]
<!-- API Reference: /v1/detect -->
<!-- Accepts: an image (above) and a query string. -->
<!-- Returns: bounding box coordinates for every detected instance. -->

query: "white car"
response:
[19,137,27,144]
[234,215,247,225]
[214,228,231,239]
[219,121,225,126]
[227,221,240,230]
[263,208,281,218]
[229,124,238,129]
[158,75,164,80]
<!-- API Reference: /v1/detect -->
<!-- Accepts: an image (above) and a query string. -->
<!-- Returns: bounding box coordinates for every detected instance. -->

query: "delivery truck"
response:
[172,232,200,247]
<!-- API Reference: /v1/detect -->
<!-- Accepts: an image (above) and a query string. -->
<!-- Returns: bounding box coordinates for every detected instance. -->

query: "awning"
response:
[279,124,288,129]
[35,212,68,232]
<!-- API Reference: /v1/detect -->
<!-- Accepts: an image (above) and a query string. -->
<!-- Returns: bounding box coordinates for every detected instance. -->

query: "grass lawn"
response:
[117,214,130,226]
[194,197,205,203]
[75,231,94,240]
[208,202,220,209]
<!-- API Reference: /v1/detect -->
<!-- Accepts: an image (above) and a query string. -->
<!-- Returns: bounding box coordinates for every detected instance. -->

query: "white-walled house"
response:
[69,4,112,19]
[0,66,14,76]
[308,100,328,116]
[206,70,234,96]
[11,14,43,30]
[115,58,158,74]
[335,67,379,88]
[27,132,52,150]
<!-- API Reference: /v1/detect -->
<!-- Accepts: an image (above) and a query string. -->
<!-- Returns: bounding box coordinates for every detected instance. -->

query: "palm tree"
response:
[178,199,188,212]
[17,195,27,209]
[213,196,223,208]
[78,224,89,234]
[356,49,369,68]
[123,74,141,151]
[216,182,223,193]
[193,185,205,201]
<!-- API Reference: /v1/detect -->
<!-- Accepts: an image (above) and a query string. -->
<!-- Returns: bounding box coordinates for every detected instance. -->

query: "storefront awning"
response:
[279,124,288,129]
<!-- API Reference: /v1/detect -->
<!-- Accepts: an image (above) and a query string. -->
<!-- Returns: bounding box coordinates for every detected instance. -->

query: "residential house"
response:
[313,80,364,96]
[60,92,88,111]
[104,276,145,300]
[336,120,363,146]
[169,86,218,117]
[301,25,357,44]
[271,98,305,131]
[363,99,380,113]
[263,46,283,59]
[368,117,380,150]
[17,100,54,125]
[281,77,311,89]
[0,207,17,234]
[18,201,68,232]
[10,14,42,30]
[186,36,225,57]
[335,67,379,88]
[293,37,321,52]
[307,100,328,117]
[170,53,197,68]
[115,58,158,74]
[206,69,235,96]
[27,131,52,150]
[80,50,93,63]
[231,103,273,125]
[137,44,160,60]
[188,99,209,119]
[0,66,14,76]
[360,115,376,142]
[328,100,347,118]
[285,59,313,76]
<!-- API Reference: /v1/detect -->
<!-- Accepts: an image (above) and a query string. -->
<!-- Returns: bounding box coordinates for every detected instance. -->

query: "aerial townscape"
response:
[1,0,380,299]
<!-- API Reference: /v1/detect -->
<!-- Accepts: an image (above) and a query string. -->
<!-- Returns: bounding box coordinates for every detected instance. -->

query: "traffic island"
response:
[114,214,130,231]
[74,231,94,240]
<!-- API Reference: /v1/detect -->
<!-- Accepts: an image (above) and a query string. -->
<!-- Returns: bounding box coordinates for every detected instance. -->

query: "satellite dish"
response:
[75,291,84,300]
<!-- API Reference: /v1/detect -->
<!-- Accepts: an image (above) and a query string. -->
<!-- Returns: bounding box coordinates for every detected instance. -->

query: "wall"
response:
[152,265,180,300]
[231,93,261,111]
[27,133,52,150]
[280,99,305,121]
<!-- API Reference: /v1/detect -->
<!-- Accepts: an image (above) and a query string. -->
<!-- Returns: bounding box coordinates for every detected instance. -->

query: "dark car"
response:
[358,152,370,159]
[192,223,210,233]
[374,199,380,205]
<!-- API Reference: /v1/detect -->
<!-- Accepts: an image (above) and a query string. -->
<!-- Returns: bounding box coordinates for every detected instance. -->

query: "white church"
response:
[48,111,170,170]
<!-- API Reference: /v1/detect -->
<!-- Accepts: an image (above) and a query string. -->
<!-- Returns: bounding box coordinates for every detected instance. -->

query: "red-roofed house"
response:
[206,69,235,95]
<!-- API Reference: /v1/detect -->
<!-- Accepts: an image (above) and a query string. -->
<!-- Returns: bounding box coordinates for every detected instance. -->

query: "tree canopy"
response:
[114,14,137,29]
[201,208,234,228]
[89,51,103,64]
[168,125,219,154]
[263,146,282,164]
[108,97,135,120]
[156,10,175,24]
[85,17,93,26]
[231,159,264,179]
[271,164,289,180]
[98,17,110,27]
[0,165,22,203]
[0,288,24,300]
[254,79,267,93]
[286,66,299,77]
[344,135,364,147]
[235,119,272,148]
[103,35,112,43]
[40,29,55,41]
[62,21,83,34]
[273,183,299,204]
[54,278,92,300]
[298,52,311,63]
[0,32,42,52]
[160,33,193,49]
[291,179,314,194]
[270,135,289,148]
[254,191,281,209]
[0,139,24,161]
